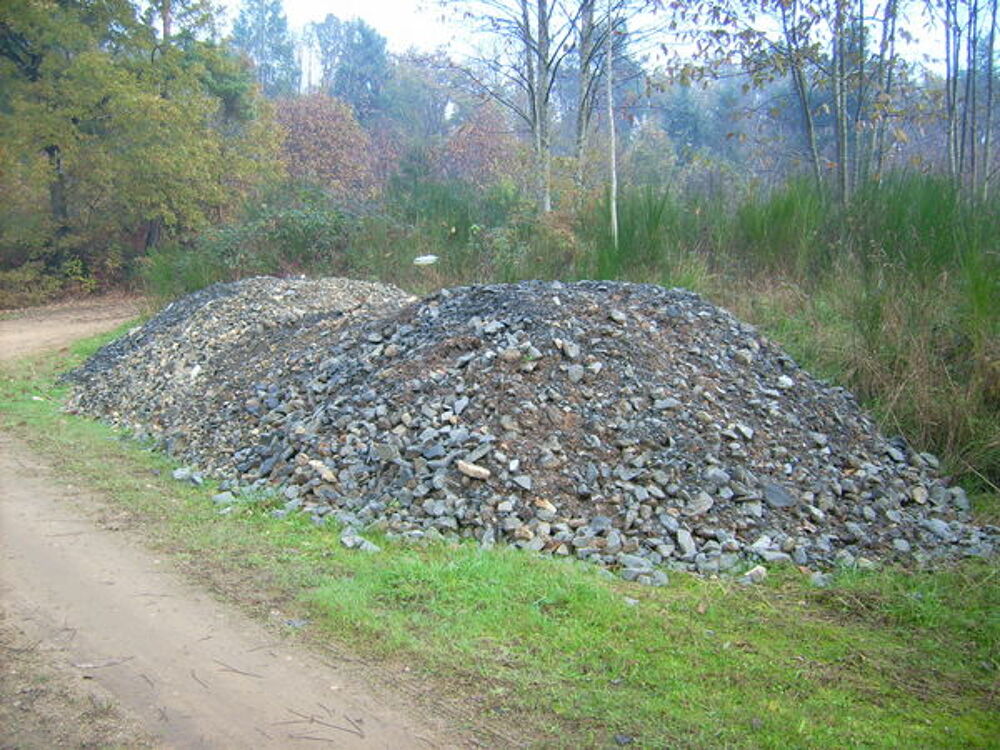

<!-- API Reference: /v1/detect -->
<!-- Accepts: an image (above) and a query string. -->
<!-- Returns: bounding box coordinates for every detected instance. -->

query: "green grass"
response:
[1,327,997,748]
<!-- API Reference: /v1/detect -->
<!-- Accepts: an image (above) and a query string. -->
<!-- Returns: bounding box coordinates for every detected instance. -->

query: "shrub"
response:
[0,261,66,309]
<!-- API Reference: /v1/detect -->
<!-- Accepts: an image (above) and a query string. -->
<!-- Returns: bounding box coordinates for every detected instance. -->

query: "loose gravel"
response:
[66,277,997,583]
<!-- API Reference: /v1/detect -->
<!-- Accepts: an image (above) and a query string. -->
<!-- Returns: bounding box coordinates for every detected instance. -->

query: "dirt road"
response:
[0,294,146,360]
[0,298,466,749]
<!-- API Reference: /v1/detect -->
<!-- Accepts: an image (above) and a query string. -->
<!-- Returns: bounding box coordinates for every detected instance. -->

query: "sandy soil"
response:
[0,298,478,749]
[0,294,147,360]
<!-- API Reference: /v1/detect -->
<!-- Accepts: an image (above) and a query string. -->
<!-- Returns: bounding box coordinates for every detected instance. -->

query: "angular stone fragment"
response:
[684,492,714,517]
[512,475,533,491]
[676,528,697,558]
[762,482,798,509]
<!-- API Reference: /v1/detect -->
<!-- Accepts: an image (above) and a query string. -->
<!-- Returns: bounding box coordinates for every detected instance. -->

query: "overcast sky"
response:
[222,0,457,53]
[220,0,943,73]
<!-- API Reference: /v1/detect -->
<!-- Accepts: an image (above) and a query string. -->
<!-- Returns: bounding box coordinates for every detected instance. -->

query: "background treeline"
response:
[0,0,997,493]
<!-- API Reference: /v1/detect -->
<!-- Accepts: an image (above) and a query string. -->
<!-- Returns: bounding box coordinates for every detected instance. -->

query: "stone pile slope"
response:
[67,276,414,457]
[67,277,996,580]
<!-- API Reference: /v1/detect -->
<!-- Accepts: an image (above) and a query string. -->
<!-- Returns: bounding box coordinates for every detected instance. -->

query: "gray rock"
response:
[950,487,970,511]
[684,492,714,517]
[480,526,496,549]
[886,445,907,462]
[172,466,204,485]
[658,514,679,533]
[676,528,697,558]
[639,570,668,587]
[921,518,953,540]
[703,467,731,484]
[340,529,381,553]
[654,397,682,410]
[810,572,833,587]
[619,554,653,571]
[589,515,614,533]
[758,549,792,564]
[512,475,533,491]
[763,482,798,509]
[844,521,868,543]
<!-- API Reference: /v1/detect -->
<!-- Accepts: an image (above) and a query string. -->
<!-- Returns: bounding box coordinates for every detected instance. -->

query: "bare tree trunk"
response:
[832,0,851,202]
[537,0,552,212]
[967,0,981,191]
[574,0,596,203]
[520,0,542,210]
[782,0,823,190]
[852,0,868,187]
[162,0,172,41]
[521,0,552,213]
[959,0,979,186]
[874,0,899,181]
[606,0,618,251]
[946,0,961,179]
[44,145,69,236]
[794,65,824,190]
[983,0,998,198]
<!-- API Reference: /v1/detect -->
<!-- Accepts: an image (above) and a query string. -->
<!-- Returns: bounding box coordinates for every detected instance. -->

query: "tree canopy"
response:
[0,0,281,280]
[231,0,300,98]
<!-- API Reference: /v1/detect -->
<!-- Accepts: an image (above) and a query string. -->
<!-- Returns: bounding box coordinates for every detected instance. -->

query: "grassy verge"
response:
[1,327,997,748]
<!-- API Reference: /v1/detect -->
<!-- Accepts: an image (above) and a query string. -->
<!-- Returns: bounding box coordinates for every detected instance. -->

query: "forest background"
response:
[1,0,997,500]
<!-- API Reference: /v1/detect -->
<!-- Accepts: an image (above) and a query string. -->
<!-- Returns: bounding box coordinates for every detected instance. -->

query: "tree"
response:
[621,119,677,187]
[605,0,619,249]
[440,100,527,184]
[142,0,218,43]
[231,0,300,97]
[304,15,390,122]
[381,53,456,143]
[450,1,583,212]
[568,2,651,197]
[331,19,390,122]
[667,0,910,201]
[309,13,343,92]
[0,0,281,280]
[938,0,1000,195]
[274,94,377,199]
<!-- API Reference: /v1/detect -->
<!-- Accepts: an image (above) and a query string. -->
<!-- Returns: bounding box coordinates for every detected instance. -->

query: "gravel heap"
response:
[67,277,996,583]
[66,276,414,457]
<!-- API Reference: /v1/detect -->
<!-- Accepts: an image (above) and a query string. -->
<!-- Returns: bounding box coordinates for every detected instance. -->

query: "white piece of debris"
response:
[456,459,491,480]
[413,254,439,266]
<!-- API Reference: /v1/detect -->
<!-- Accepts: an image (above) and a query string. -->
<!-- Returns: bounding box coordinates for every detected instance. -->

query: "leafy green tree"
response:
[0,0,281,282]
[330,19,389,122]
[141,0,218,42]
[307,15,389,122]
[230,0,300,98]
[308,13,342,92]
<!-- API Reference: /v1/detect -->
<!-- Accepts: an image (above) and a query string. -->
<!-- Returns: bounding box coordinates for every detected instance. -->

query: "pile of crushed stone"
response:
[66,277,997,583]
